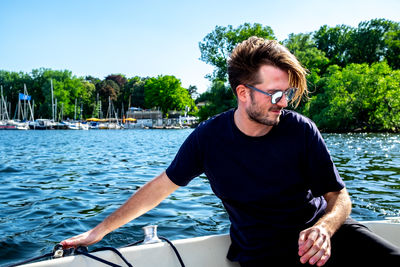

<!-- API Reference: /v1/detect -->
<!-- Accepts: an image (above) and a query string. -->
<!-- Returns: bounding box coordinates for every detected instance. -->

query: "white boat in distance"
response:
[29,119,55,130]
[16,218,400,267]
[68,121,89,130]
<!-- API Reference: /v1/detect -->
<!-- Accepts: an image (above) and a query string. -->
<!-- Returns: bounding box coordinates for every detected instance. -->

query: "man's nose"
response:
[276,95,288,107]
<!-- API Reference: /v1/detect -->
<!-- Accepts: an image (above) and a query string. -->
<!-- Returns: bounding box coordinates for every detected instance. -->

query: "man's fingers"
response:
[61,233,90,248]
[316,253,330,267]
[299,231,329,265]
[298,229,319,256]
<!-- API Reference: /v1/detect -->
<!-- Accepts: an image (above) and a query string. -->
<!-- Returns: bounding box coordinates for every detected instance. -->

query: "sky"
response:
[0,0,399,94]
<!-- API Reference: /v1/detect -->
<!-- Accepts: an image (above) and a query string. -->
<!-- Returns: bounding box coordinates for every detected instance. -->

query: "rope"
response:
[74,246,127,267]
[125,237,185,267]
[5,236,185,267]
[92,247,133,267]
[160,237,185,267]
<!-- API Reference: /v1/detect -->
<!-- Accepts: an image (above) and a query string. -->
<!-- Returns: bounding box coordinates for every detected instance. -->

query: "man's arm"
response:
[298,187,351,266]
[61,171,179,248]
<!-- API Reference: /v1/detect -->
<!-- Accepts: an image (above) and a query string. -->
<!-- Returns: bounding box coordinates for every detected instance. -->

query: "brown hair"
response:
[227,36,308,107]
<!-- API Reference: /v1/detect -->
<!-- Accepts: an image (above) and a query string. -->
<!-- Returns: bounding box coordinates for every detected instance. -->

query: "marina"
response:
[0,84,198,131]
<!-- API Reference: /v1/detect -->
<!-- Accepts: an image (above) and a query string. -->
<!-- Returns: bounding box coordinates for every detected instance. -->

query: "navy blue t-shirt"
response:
[166,109,345,262]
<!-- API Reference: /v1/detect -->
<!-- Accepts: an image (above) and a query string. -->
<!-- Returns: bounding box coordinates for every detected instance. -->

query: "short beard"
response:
[246,91,280,126]
[247,107,280,126]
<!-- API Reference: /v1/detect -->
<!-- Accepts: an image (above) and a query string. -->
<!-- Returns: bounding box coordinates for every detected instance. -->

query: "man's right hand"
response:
[61,228,104,249]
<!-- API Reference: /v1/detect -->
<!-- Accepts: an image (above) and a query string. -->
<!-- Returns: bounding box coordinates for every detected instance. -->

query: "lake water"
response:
[0,130,399,266]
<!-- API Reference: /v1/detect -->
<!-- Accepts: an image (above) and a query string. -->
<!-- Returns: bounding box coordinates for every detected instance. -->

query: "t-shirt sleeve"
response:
[166,128,204,186]
[304,120,345,196]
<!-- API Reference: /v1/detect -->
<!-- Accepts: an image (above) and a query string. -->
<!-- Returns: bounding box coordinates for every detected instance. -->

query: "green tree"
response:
[0,70,33,119]
[31,69,92,120]
[197,80,236,121]
[314,24,353,66]
[283,33,329,75]
[122,76,147,109]
[199,23,276,82]
[306,62,400,132]
[385,29,400,69]
[348,19,400,65]
[144,75,196,114]
[314,19,400,68]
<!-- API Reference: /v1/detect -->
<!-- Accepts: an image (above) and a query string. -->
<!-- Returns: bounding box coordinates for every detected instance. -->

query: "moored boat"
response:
[0,120,29,130]
[29,119,55,130]
[13,218,400,267]
[67,121,89,130]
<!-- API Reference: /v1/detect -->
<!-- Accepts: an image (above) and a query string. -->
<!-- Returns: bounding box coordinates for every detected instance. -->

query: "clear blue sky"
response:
[1,0,399,93]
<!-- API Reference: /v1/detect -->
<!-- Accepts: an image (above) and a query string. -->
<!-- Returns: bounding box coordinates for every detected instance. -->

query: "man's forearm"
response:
[95,171,179,236]
[298,188,352,266]
[315,188,352,237]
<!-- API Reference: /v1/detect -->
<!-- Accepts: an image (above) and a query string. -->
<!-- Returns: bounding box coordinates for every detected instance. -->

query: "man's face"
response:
[245,65,290,126]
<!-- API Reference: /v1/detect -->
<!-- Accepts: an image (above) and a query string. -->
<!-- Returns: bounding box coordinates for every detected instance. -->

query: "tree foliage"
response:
[199,23,276,81]
[0,70,195,120]
[144,75,196,114]
[305,62,400,132]
[197,80,236,122]
[197,19,400,132]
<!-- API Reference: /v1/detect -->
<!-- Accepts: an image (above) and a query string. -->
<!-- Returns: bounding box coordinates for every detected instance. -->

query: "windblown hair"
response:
[227,36,308,107]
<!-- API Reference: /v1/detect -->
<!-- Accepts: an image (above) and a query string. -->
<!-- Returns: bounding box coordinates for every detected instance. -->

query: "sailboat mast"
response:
[51,79,54,121]
[1,86,3,120]
[23,84,27,121]
[0,86,4,121]
[55,98,58,122]
[74,98,77,121]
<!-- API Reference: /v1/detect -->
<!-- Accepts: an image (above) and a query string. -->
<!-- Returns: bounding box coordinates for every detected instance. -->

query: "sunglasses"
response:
[245,84,297,104]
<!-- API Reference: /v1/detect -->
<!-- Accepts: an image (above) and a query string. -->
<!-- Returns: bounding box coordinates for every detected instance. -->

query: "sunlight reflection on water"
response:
[0,130,399,265]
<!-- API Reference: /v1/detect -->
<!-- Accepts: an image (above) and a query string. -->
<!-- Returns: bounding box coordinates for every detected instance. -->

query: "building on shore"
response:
[126,108,198,128]
[126,108,163,128]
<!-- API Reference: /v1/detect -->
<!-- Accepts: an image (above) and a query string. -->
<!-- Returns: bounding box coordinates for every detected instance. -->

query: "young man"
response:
[62,37,399,266]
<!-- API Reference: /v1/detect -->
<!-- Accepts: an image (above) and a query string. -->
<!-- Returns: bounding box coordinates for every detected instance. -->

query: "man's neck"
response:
[233,108,273,137]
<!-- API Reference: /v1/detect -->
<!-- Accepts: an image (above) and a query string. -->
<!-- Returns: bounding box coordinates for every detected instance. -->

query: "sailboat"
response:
[1,85,31,130]
[67,98,89,130]
[99,96,122,129]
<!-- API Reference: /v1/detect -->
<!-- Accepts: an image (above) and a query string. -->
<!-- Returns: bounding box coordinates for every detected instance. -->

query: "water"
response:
[0,130,399,266]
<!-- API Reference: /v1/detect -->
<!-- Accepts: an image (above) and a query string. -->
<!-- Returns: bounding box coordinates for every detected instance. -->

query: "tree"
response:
[121,76,147,109]
[314,19,400,68]
[197,80,236,121]
[32,69,93,119]
[187,85,199,99]
[0,70,33,119]
[385,29,400,69]
[97,79,120,101]
[106,74,127,89]
[283,33,329,75]
[306,62,400,132]
[347,19,399,65]
[199,23,276,82]
[314,24,353,66]
[144,75,196,114]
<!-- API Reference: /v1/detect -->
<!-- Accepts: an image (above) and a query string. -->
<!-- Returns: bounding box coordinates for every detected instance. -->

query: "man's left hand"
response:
[298,225,331,266]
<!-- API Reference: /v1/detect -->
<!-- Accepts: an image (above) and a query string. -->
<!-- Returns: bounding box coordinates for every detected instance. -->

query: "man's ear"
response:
[236,85,249,103]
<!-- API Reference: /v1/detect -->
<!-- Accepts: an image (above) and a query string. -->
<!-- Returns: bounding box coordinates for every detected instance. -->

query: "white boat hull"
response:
[18,219,400,267]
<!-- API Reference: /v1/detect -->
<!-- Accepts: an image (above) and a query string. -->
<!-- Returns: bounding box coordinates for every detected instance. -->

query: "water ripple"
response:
[0,131,399,266]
